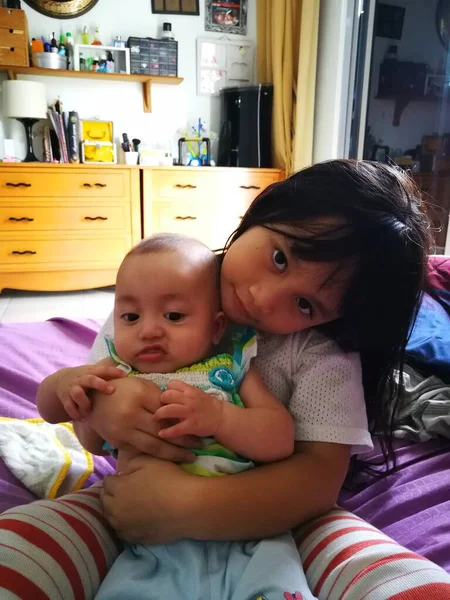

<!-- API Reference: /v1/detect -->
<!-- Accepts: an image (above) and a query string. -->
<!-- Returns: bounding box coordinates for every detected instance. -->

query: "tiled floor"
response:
[0,288,115,322]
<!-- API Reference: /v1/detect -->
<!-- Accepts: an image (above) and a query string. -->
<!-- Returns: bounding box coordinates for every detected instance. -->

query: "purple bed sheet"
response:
[0,318,449,571]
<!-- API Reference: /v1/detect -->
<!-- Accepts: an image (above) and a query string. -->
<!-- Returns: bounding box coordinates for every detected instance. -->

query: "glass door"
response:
[348,0,450,253]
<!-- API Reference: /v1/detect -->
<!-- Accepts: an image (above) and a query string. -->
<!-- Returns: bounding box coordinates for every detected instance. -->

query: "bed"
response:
[0,258,449,596]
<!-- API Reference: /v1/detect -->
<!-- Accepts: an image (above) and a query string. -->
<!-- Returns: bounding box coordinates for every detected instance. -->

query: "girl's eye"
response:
[164,312,184,322]
[272,248,288,272]
[297,298,312,317]
[122,313,139,322]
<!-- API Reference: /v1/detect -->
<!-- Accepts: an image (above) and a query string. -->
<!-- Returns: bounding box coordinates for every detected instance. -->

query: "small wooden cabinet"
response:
[0,164,141,292]
[142,167,284,249]
[0,8,29,68]
[413,172,450,251]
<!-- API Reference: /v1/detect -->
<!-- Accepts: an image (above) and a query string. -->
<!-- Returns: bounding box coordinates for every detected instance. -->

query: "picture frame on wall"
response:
[205,0,248,36]
[151,0,200,15]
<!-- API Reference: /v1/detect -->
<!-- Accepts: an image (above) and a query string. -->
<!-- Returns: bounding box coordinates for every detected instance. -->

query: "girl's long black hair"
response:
[225,159,431,479]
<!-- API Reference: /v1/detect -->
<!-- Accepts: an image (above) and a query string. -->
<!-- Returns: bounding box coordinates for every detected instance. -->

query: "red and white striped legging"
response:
[1,485,449,600]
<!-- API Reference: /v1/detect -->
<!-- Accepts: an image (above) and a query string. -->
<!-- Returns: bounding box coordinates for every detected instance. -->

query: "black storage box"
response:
[127,37,178,77]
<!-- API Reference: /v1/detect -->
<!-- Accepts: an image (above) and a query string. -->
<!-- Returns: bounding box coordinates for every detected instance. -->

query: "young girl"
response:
[4,160,430,599]
[89,159,428,518]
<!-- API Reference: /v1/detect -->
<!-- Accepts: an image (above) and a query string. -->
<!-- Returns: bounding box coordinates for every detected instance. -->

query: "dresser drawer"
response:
[0,170,128,198]
[0,204,130,233]
[0,28,27,49]
[0,45,27,66]
[152,201,211,247]
[0,8,26,29]
[149,171,213,201]
[0,237,130,267]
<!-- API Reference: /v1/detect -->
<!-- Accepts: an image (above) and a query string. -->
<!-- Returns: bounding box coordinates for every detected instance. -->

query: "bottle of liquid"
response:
[98,54,107,72]
[113,35,125,48]
[79,52,86,71]
[66,31,74,70]
[51,32,58,53]
[161,22,174,40]
[81,25,90,45]
[92,56,99,72]
[92,27,103,46]
[43,36,52,53]
[106,51,115,73]
[58,34,66,56]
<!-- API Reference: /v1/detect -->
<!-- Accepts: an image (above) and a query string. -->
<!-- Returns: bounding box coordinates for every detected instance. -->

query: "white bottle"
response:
[66,31,74,70]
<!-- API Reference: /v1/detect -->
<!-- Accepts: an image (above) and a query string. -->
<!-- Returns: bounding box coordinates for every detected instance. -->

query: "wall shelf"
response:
[0,65,183,113]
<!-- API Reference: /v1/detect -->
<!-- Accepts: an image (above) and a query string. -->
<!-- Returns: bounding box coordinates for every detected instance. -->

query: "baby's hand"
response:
[155,380,224,438]
[57,365,127,422]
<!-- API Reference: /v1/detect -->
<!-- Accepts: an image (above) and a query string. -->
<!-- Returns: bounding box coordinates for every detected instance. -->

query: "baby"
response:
[38,233,296,599]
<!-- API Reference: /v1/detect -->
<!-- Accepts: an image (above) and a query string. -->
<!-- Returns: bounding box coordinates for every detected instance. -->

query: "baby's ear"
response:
[212,311,227,345]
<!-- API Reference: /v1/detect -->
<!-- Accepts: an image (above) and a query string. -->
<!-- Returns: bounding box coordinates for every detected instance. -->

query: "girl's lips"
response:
[233,288,253,321]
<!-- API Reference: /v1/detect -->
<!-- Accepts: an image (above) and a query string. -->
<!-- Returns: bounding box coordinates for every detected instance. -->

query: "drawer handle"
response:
[175,216,197,220]
[6,182,32,188]
[95,183,107,188]
[239,185,261,190]
[175,184,197,189]
[9,217,34,222]
[12,250,36,255]
[84,216,108,221]
[10,47,15,52]
[83,183,107,188]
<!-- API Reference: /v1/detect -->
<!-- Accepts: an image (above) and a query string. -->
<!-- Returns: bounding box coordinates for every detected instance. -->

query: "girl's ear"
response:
[212,311,227,345]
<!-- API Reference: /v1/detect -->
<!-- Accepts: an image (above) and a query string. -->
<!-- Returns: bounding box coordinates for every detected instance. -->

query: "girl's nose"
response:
[248,283,277,315]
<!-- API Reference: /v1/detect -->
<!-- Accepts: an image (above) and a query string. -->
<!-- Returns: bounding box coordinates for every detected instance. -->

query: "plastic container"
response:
[32,52,67,70]
[124,151,139,165]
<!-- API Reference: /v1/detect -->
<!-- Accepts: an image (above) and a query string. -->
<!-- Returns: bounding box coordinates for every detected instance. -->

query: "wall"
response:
[366,0,449,155]
[0,0,256,160]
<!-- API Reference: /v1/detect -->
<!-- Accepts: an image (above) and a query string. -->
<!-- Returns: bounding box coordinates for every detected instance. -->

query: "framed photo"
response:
[375,3,405,40]
[151,0,200,15]
[205,0,248,36]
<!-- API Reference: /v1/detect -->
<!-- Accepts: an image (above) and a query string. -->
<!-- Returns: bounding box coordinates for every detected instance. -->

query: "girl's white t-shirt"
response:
[89,313,373,455]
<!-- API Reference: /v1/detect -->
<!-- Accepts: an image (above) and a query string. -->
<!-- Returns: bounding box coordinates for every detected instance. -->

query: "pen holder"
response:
[124,151,139,165]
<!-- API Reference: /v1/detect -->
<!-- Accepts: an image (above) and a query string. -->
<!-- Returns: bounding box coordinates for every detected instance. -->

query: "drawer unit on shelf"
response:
[0,165,140,292]
[142,167,284,249]
[0,8,29,68]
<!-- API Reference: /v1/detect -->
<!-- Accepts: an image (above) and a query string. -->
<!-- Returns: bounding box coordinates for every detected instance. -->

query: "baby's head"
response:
[113,233,226,374]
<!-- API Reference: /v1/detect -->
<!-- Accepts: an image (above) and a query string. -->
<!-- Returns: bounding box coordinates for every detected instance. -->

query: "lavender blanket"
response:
[0,318,449,571]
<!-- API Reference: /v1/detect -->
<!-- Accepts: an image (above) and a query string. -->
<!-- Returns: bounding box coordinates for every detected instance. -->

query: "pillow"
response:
[406,292,450,382]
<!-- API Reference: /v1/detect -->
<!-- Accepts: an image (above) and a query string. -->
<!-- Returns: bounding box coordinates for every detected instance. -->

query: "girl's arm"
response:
[102,441,351,544]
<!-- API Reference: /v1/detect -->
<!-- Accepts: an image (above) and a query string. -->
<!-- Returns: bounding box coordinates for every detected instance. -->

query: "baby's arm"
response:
[37,358,126,455]
[156,366,294,462]
[217,366,294,461]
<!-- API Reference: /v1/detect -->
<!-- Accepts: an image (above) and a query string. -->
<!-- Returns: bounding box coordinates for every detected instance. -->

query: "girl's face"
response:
[220,225,351,335]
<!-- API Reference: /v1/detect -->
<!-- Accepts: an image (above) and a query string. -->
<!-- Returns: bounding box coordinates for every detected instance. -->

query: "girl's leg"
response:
[0,484,120,600]
[295,507,450,599]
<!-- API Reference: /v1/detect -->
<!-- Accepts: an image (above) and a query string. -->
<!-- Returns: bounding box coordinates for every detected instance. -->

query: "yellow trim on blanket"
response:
[60,422,94,491]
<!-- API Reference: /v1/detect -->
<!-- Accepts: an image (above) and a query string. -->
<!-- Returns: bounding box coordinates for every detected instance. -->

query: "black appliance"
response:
[218,84,273,168]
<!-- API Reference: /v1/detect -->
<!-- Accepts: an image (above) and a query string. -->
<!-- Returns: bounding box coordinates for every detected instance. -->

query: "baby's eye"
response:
[272,248,288,272]
[297,298,312,317]
[164,312,184,322]
[122,313,139,322]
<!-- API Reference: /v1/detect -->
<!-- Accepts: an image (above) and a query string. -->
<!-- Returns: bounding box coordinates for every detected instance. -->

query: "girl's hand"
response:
[155,380,224,438]
[102,454,196,544]
[56,365,127,421]
[87,377,200,463]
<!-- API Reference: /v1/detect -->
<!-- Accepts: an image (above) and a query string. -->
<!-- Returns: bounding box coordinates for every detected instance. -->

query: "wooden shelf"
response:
[0,65,183,113]
[375,94,444,126]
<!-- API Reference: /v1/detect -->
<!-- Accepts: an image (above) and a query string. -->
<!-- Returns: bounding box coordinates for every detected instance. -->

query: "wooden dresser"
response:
[0,164,140,292]
[0,164,283,292]
[142,167,284,249]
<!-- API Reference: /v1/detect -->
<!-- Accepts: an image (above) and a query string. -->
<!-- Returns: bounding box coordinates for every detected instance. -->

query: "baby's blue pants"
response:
[96,533,317,600]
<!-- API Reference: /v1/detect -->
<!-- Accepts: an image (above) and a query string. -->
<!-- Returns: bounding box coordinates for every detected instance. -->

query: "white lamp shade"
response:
[2,80,47,120]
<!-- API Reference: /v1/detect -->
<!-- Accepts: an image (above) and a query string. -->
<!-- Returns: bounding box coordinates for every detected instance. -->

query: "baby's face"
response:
[113,251,225,374]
